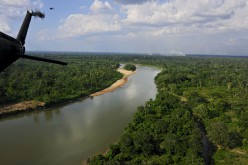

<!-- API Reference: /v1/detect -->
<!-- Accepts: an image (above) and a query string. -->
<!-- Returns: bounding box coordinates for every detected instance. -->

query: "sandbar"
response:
[90,68,135,97]
[0,69,134,116]
[0,100,45,116]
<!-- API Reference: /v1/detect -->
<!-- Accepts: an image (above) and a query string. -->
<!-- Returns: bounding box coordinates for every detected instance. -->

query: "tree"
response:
[207,122,229,149]
[228,132,242,149]
[123,64,136,71]
[192,104,211,119]
[187,92,207,108]
[133,131,155,156]
[160,134,178,154]
[239,111,248,132]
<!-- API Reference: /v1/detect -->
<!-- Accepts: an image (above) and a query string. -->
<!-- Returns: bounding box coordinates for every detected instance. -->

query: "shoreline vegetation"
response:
[2,54,248,164]
[0,68,134,117]
[89,56,248,164]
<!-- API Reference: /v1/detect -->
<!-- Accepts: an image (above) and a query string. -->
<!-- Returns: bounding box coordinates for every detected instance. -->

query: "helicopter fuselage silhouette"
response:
[0,10,67,72]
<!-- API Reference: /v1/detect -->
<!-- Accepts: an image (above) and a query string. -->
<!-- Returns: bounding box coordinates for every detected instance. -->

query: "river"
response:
[0,66,160,165]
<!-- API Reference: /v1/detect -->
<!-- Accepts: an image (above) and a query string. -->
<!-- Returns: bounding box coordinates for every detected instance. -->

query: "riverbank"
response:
[0,66,159,165]
[0,100,45,117]
[90,68,134,97]
[0,68,134,117]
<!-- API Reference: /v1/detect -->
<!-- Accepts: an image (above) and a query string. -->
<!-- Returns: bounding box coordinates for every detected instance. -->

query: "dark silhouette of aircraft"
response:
[0,10,67,72]
[50,7,54,10]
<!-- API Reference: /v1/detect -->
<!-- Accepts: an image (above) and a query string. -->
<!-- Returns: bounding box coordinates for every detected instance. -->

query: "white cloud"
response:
[42,0,121,40]
[56,14,121,39]
[0,0,43,33]
[90,0,112,13]
[115,0,152,5]
[35,0,248,55]
[45,0,248,40]
[0,0,28,7]
[0,0,27,21]
[0,0,43,18]
[0,22,11,33]
[122,0,247,34]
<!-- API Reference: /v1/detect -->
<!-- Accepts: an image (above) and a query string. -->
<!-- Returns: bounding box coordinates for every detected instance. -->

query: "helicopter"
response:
[0,10,67,72]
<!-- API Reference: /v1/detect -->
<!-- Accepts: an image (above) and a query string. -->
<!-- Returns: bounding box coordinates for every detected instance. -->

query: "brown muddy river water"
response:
[0,66,160,165]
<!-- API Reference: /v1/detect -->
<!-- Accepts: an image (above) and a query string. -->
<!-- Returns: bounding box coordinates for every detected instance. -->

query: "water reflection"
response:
[31,108,61,123]
[0,66,160,165]
[33,113,39,123]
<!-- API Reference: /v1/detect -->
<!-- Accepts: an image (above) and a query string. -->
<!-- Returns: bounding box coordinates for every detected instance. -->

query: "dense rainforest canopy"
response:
[0,54,122,106]
[1,53,248,164]
[123,64,136,71]
[89,55,248,165]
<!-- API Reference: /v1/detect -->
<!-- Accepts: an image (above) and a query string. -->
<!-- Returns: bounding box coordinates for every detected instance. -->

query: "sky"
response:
[1,0,248,55]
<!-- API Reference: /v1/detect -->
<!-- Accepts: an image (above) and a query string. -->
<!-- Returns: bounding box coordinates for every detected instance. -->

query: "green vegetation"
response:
[123,64,136,71]
[90,93,205,164]
[0,54,122,107]
[90,55,248,165]
[1,53,248,164]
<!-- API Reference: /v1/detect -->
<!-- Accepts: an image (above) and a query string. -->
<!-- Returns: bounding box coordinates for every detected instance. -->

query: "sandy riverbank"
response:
[0,100,45,117]
[90,68,135,97]
[0,68,134,117]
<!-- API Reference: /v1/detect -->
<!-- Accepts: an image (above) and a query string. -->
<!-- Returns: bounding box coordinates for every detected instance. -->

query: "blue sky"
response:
[1,0,248,55]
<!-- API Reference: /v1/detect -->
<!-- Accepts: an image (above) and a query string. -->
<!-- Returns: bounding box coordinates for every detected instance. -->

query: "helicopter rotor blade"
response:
[19,54,67,65]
